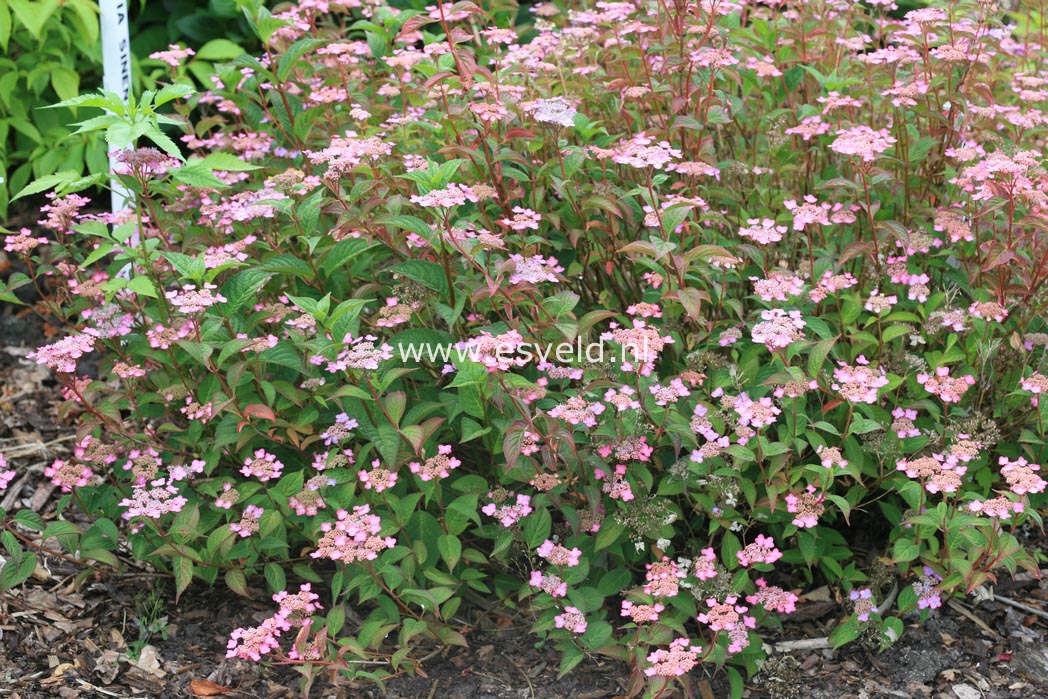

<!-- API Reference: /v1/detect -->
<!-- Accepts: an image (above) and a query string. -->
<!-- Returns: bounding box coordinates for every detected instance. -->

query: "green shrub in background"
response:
[0,0,108,218]
[0,0,253,220]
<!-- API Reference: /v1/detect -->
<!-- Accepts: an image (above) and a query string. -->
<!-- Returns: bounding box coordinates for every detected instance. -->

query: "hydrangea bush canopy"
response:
[2,0,1047,696]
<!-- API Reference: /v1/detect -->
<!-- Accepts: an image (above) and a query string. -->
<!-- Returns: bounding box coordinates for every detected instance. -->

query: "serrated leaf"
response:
[807,336,837,377]
[264,562,286,593]
[196,38,245,61]
[225,568,249,596]
[391,260,449,297]
[174,556,194,600]
[13,171,81,201]
[200,152,260,172]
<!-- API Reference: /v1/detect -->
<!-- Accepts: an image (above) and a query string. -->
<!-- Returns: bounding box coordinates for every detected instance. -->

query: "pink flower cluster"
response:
[410,183,479,208]
[548,395,606,428]
[408,444,461,481]
[968,496,1024,518]
[785,486,825,528]
[733,392,781,429]
[165,283,228,313]
[508,254,563,284]
[738,218,786,245]
[227,584,321,661]
[697,596,756,653]
[601,320,674,376]
[644,557,685,597]
[832,358,889,404]
[0,453,13,491]
[999,457,1045,495]
[595,464,634,501]
[536,540,582,567]
[359,460,398,492]
[481,493,533,526]
[529,570,568,598]
[751,309,806,350]
[456,329,529,372]
[27,334,96,373]
[897,454,965,494]
[241,449,285,482]
[319,334,394,372]
[311,505,396,563]
[644,638,702,677]
[746,579,798,614]
[554,606,587,634]
[850,588,878,622]
[830,125,897,161]
[150,44,195,67]
[621,600,665,623]
[1019,372,1048,406]
[229,504,264,537]
[45,459,94,492]
[736,534,783,567]
[916,367,975,403]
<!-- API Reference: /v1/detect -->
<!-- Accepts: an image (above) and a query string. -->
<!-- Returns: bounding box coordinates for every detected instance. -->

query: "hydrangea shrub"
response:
[2,0,1048,696]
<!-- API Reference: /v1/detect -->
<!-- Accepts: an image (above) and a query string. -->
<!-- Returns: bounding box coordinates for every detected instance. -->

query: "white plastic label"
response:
[99,0,132,214]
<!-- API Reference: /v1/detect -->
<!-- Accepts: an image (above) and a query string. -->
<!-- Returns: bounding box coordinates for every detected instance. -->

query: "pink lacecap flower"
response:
[644,638,702,677]
[536,540,581,567]
[736,534,783,567]
[554,606,587,634]
[408,444,461,481]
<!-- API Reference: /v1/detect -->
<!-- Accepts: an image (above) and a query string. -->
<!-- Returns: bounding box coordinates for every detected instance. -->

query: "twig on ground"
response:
[510,657,537,699]
[771,637,833,653]
[947,599,999,638]
[991,594,1048,621]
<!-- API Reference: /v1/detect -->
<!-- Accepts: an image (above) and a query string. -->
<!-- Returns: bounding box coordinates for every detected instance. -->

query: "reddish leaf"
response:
[503,128,535,140]
[394,15,434,42]
[189,679,233,696]
[243,404,276,422]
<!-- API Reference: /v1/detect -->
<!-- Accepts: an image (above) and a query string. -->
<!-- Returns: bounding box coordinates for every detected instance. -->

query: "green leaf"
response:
[141,124,184,159]
[13,510,44,531]
[225,568,249,596]
[0,552,37,591]
[322,239,377,276]
[164,252,206,281]
[892,538,919,563]
[126,276,158,298]
[264,562,286,593]
[437,534,461,571]
[522,508,552,548]
[379,215,435,239]
[460,417,490,442]
[42,521,81,540]
[154,83,195,107]
[807,336,837,377]
[277,38,322,81]
[51,68,80,103]
[0,3,12,52]
[881,616,904,646]
[727,667,745,699]
[173,556,194,600]
[200,152,260,172]
[221,268,271,311]
[13,171,81,201]
[196,38,245,61]
[391,260,449,297]
[9,0,60,40]
[175,340,214,365]
[829,619,862,648]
